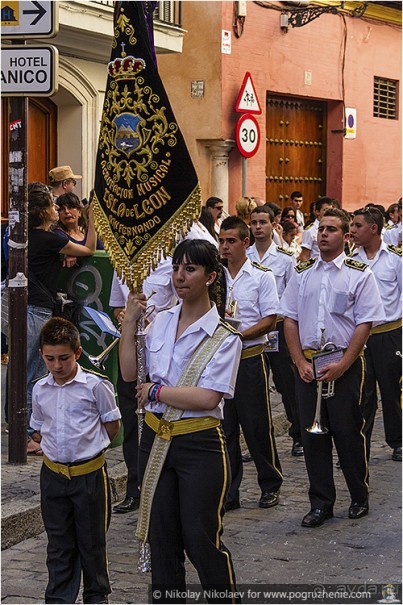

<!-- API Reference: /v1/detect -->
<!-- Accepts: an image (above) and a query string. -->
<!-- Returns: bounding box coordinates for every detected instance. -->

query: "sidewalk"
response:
[1,366,289,550]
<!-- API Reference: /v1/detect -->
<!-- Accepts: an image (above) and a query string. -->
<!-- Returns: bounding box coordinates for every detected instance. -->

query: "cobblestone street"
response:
[1,397,401,604]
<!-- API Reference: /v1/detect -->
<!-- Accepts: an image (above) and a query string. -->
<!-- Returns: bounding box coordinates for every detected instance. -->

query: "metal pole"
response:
[8,96,28,464]
[242,156,247,197]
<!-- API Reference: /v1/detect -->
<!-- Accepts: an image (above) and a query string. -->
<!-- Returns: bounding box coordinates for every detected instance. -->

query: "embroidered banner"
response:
[92,1,201,288]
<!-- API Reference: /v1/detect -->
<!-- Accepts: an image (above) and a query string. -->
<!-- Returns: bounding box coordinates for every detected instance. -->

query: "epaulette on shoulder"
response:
[251,260,271,272]
[219,318,242,337]
[295,258,316,273]
[388,244,402,257]
[385,224,396,231]
[82,367,109,380]
[304,221,313,230]
[32,373,49,384]
[344,258,368,271]
[276,246,294,257]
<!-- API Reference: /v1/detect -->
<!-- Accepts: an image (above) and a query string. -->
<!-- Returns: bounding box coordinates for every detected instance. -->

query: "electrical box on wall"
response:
[236,1,247,17]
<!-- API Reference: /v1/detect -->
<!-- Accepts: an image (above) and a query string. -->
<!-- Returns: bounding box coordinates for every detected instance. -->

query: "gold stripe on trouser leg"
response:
[357,356,369,489]
[101,466,110,573]
[215,426,236,603]
[261,353,284,479]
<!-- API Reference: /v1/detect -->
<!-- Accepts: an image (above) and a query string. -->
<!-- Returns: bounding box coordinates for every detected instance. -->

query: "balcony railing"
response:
[90,1,182,27]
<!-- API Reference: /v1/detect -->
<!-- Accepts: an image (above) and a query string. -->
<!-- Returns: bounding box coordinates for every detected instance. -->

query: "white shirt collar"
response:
[316,251,346,270]
[44,364,87,386]
[165,302,220,337]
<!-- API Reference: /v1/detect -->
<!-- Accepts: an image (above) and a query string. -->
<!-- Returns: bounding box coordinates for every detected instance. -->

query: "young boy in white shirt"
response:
[30,317,121,604]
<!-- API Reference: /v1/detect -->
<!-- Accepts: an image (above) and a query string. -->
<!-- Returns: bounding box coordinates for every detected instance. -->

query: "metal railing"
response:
[89,1,182,26]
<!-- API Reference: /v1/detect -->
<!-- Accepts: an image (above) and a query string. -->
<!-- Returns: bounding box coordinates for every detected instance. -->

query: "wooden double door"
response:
[266,94,326,217]
[1,97,57,216]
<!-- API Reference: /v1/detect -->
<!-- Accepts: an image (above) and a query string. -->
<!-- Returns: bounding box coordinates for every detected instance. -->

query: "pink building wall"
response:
[159,2,401,213]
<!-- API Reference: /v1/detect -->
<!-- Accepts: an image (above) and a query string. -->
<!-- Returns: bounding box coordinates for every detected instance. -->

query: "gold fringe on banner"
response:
[92,185,201,291]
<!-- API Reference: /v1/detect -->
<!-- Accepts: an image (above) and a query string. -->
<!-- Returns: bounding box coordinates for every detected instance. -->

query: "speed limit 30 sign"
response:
[235,113,260,158]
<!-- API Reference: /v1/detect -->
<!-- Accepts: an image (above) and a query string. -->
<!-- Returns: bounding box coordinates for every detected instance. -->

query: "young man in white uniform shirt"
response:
[299,197,335,261]
[247,206,303,457]
[219,216,283,511]
[281,208,385,528]
[350,206,402,462]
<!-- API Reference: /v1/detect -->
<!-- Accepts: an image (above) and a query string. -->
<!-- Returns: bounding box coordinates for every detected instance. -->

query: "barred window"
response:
[373,77,398,119]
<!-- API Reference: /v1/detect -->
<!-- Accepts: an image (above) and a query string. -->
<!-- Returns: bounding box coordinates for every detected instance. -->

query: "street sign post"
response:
[1,45,58,96]
[1,1,58,38]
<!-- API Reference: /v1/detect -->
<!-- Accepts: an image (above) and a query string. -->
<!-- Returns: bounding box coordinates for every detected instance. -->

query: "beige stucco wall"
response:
[157,1,224,201]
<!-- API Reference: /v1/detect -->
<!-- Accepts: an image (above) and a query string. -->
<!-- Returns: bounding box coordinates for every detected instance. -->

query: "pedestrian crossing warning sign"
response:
[235,72,262,114]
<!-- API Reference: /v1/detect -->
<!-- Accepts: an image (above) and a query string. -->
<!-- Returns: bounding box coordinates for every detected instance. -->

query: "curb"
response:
[1,412,289,550]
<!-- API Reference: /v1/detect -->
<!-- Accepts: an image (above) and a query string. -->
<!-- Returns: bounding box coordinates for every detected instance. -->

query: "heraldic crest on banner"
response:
[92,2,201,289]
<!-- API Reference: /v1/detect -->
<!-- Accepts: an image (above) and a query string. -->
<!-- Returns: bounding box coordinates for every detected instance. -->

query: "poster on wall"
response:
[345,108,357,139]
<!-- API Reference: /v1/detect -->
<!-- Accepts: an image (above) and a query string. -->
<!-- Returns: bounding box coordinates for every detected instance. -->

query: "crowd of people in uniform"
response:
[7,170,401,603]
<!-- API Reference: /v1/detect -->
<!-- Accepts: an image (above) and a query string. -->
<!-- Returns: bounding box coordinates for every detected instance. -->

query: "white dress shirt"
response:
[301,219,320,258]
[383,223,402,247]
[280,252,385,350]
[144,304,242,419]
[247,241,295,299]
[351,242,402,323]
[30,365,121,463]
[223,258,279,349]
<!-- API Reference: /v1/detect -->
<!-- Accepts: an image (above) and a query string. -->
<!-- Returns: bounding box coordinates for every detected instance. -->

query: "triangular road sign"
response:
[235,72,262,114]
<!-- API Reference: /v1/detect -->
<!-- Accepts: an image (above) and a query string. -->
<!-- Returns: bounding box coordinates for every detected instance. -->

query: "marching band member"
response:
[119,239,242,603]
[350,206,402,462]
[247,206,302,457]
[218,216,283,511]
[281,208,385,527]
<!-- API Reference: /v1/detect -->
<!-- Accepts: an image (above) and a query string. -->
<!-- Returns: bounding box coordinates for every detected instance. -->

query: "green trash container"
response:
[58,251,123,447]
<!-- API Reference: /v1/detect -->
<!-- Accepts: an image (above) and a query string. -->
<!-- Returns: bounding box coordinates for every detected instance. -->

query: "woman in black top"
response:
[26,183,97,454]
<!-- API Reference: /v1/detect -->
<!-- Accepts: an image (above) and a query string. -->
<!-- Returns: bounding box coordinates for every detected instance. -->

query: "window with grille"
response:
[373,77,398,119]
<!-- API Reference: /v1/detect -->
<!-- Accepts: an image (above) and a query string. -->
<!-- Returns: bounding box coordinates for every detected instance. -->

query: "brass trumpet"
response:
[306,330,337,435]
[88,336,120,370]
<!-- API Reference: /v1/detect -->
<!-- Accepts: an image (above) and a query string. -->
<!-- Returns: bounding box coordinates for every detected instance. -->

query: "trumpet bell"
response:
[306,421,328,435]
[88,354,106,371]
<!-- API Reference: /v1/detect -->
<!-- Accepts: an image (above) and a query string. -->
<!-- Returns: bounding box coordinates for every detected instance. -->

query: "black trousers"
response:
[117,363,140,499]
[138,422,237,604]
[222,352,283,504]
[295,356,369,511]
[40,462,111,604]
[362,327,402,455]
[266,321,301,442]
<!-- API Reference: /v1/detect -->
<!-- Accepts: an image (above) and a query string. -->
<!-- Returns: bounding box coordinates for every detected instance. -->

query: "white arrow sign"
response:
[1,1,58,38]
[1,45,58,96]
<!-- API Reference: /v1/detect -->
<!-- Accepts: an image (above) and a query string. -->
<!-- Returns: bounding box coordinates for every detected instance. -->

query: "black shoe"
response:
[241,452,253,463]
[225,500,241,512]
[301,508,333,527]
[258,491,279,508]
[291,441,304,457]
[392,447,402,462]
[113,496,140,514]
[348,500,369,519]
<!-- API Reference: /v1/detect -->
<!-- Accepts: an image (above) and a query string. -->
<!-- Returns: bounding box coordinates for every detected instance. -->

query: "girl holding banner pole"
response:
[119,239,242,603]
